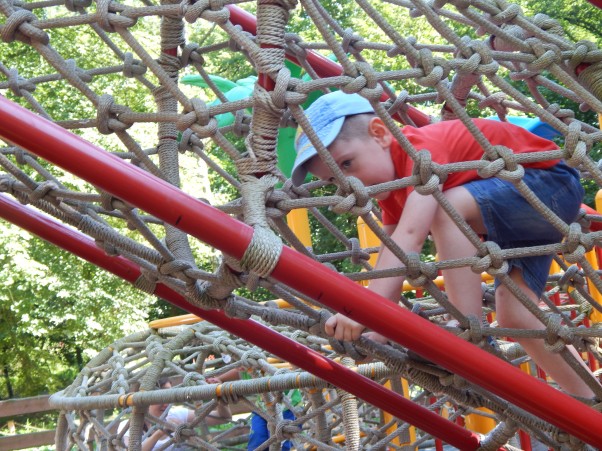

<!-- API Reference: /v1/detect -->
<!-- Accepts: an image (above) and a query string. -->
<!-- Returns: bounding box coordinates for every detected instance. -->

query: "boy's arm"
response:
[324,191,440,341]
[205,400,232,425]
[217,367,244,382]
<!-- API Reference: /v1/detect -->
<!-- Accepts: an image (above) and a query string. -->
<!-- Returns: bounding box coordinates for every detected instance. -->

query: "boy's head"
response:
[292,92,376,186]
[291,92,396,194]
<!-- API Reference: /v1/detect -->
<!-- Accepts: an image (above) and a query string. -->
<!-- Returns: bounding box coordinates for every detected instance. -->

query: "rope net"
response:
[1,0,602,448]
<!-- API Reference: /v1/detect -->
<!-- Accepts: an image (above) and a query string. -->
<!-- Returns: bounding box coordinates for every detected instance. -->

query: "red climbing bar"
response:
[1,96,602,448]
[226,4,432,127]
[0,195,482,450]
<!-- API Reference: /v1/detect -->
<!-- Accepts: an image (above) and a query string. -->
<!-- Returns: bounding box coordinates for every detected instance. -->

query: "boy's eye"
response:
[340,160,352,170]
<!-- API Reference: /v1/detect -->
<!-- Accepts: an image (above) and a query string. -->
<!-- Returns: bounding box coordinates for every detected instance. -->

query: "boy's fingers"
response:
[363,331,387,343]
[324,315,337,336]
[325,314,366,340]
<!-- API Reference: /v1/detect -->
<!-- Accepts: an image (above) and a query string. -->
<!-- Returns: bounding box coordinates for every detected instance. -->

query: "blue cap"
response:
[291,91,375,186]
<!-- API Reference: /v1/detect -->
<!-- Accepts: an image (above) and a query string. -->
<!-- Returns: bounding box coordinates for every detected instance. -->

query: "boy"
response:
[291,91,597,399]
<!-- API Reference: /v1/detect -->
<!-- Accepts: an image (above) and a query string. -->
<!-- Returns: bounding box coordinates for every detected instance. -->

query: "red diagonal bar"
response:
[0,195,482,450]
[0,96,601,447]
[225,4,431,127]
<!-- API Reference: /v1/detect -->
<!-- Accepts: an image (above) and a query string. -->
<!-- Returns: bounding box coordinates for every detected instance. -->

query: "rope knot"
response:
[473,241,508,275]
[240,349,266,368]
[285,33,307,61]
[466,314,485,345]
[185,280,224,310]
[177,98,218,137]
[211,335,235,355]
[30,181,59,203]
[477,145,523,182]
[467,40,499,76]
[65,59,92,83]
[544,314,574,353]
[556,264,586,290]
[181,43,205,67]
[341,28,363,55]
[172,423,190,442]
[404,253,438,287]
[349,237,371,265]
[274,419,298,440]
[0,9,49,45]
[159,259,194,280]
[414,48,449,87]
[439,373,467,389]
[65,0,92,11]
[308,309,331,336]
[546,103,574,123]
[97,94,131,134]
[7,67,36,97]
[384,91,410,118]
[122,52,146,77]
[525,38,561,73]
[563,121,587,168]
[412,150,445,195]
[532,13,564,37]
[562,222,593,263]
[184,0,230,24]
[96,0,137,32]
[342,62,383,101]
[489,3,522,25]
[223,297,252,320]
[332,177,373,216]
[477,92,507,113]
[182,372,205,386]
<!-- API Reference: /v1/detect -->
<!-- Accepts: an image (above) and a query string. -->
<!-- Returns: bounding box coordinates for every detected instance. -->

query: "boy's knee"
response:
[495,285,540,329]
[431,204,453,234]
[432,186,482,233]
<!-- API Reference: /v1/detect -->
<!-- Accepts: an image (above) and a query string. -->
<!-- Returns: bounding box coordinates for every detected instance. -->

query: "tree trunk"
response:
[3,365,14,398]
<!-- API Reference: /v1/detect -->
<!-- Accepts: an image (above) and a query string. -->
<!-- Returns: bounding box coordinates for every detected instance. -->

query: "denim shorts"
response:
[463,161,584,296]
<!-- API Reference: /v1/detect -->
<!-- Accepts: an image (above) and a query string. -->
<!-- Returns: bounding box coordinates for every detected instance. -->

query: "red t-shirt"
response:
[378,118,560,225]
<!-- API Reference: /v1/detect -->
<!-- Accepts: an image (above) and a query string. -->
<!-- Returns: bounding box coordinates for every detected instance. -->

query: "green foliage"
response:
[0,222,153,398]
[515,0,602,44]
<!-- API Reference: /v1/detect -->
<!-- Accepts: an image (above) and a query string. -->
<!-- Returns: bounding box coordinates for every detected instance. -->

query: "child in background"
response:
[121,377,231,451]
[219,366,302,450]
[291,91,599,399]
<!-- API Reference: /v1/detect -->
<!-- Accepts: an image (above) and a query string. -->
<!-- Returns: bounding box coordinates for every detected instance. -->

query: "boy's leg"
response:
[432,187,597,398]
[496,270,596,398]
[430,187,486,319]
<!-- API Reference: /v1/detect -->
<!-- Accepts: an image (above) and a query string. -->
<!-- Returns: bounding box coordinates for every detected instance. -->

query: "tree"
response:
[0,221,154,398]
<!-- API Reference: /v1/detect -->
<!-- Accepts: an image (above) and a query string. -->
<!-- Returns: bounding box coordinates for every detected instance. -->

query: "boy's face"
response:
[305,134,396,200]
[148,381,172,417]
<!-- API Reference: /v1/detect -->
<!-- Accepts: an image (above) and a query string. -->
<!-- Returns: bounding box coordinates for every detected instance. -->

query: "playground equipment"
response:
[1,0,602,449]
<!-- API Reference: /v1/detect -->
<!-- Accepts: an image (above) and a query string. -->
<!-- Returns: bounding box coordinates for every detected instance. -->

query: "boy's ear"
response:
[367,117,393,148]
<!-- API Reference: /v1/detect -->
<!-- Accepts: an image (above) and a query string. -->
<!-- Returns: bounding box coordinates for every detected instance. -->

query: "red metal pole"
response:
[0,194,482,450]
[226,4,431,127]
[0,96,601,448]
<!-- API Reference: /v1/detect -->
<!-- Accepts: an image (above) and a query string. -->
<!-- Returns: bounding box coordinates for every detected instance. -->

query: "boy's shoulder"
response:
[401,117,536,142]
[408,117,513,131]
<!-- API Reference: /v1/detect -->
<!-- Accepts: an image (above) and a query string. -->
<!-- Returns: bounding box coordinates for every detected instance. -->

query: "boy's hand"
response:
[324,313,365,341]
[362,331,388,344]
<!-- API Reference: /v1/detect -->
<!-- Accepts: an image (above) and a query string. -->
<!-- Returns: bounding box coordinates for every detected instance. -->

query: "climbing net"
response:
[2,0,602,448]
[52,321,426,450]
